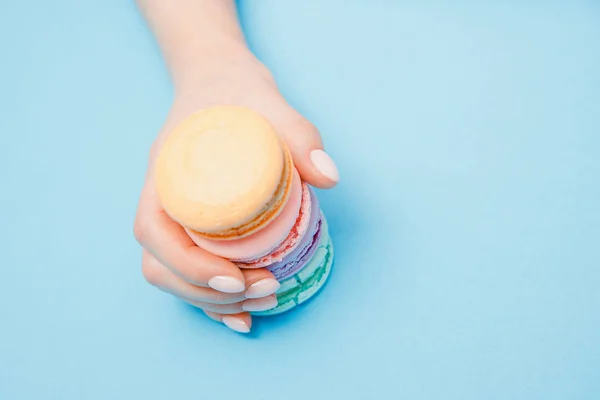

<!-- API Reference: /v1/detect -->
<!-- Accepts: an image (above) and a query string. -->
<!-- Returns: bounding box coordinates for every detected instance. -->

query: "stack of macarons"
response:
[155,106,334,316]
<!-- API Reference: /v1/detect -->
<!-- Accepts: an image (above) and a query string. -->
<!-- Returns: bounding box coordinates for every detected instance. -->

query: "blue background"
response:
[1,1,599,399]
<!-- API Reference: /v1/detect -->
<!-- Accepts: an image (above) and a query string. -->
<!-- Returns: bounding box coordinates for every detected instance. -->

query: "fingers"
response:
[204,311,253,334]
[142,249,244,303]
[135,179,281,334]
[184,295,277,314]
[242,268,281,299]
[272,110,339,189]
[134,182,246,293]
[142,250,281,303]
[142,250,279,334]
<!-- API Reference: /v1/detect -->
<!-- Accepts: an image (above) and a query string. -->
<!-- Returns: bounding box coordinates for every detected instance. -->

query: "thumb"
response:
[274,112,339,189]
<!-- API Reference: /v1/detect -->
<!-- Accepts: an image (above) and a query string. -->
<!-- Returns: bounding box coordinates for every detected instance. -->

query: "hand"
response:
[134,44,339,333]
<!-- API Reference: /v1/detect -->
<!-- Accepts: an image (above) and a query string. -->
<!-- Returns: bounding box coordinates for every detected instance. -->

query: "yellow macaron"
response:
[155,105,294,240]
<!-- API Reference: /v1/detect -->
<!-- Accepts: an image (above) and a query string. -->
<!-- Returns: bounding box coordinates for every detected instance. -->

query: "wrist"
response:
[171,37,273,95]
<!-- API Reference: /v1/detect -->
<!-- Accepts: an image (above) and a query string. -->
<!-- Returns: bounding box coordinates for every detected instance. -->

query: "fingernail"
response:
[242,296,278,312]
[245,278,281,299]
[310,149,339,183]
[208,276,245,293]
[222,316,250,333]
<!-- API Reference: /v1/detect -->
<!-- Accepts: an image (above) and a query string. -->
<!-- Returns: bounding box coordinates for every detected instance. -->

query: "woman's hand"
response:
[134,0,338,333]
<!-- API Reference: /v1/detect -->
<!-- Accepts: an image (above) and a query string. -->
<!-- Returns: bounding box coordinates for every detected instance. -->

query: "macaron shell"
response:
[263,188,321,279]
[251,214,334,316]
[236,183,317,268]
[155,106,285,236]
[252,237,333,316]
[187,169,303,262]
[267,217,322,281]
[193,141,295,240]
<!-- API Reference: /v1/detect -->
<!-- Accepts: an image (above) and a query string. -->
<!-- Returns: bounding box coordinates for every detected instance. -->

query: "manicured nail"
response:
[245,278,281,299]
[208,276,245,293]
[222,316,250,333]
[242,296,278,312]
[310,149,339,183]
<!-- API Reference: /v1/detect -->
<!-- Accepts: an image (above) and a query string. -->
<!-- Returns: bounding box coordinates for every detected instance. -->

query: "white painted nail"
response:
[222,316,250,333]
[310,149,339,183]
[245,278,281,299]
[208,276,245,293]
[242,296,278,312]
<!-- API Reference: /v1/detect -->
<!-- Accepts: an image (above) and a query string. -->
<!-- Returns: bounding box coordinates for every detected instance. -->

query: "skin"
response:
[134,0,338,332]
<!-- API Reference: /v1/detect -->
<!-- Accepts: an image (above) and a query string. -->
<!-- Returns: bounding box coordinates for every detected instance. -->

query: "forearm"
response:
[137,0,250,89]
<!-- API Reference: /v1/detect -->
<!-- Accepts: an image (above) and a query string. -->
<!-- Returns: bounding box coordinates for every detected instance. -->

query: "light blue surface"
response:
[1,1,599,399]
